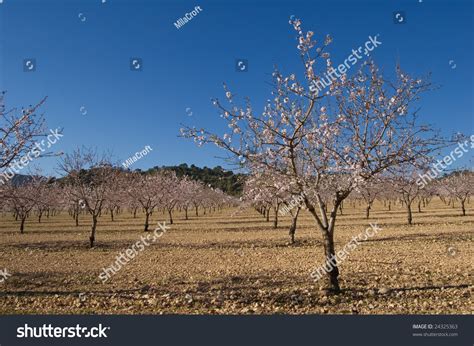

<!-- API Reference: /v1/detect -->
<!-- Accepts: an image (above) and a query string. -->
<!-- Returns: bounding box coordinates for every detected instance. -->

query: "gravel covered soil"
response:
[0,199,472,314]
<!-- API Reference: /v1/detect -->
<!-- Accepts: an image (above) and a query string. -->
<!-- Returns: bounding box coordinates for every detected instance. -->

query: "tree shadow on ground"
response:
[361,231,472,243]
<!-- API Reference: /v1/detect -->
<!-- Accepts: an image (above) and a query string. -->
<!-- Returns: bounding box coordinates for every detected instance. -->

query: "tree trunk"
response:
[144,212,150,232]
[306,197,342,294]
[185,207,188,220]
[365,204,371,219]
[461,200,466,216]
[288,209,300,244]
[289,223,296,244]
[417,200,421,213]
[273,206,279,229]
[168,209,173,224]
[75,209,79,227]
[322,228,340,293]
[195,206,199,216]
[20,217,26,233]
[89,215,98,248]
[110,209,114,221]
[407,203,412,225]
[266,208,270,222]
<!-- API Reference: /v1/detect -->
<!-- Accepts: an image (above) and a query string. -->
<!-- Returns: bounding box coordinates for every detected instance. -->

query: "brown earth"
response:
[0,198,472,314]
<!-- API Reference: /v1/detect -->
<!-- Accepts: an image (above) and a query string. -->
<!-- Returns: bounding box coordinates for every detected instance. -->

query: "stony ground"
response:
[0,199,472,314]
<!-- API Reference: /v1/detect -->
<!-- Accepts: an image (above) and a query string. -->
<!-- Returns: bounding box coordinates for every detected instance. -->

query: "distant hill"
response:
[3,165,246,196]
[144,164,245,196]
[2,174,54,187]
[10,174,34,186]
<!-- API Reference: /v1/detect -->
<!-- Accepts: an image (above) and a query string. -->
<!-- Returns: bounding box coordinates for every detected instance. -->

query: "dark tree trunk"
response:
[20,217,26,233]
[322,228,340,293]
[273,205,279,229]
[75,208,79,227]
[168,209,173,224]
[185,207,188,220]
[144,212,150,232]
[365,204,371,219]
[306,198,342,294]
[288,208,300,244]
[89,215,98,248]
[407,203,412,225]
[461,200,466,216]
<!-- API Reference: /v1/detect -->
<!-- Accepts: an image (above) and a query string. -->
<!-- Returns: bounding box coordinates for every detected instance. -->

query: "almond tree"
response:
[416,180,436,213]
[181,17,446,293]
[440,170,473,216]
[245,171,304,240]
[356,179,383,219]
[62,185,84,227]
[0,92,47,173]
[125,172,165,232]
[178,177,201,220]
[58,148,119,247]
[105,177,125,222]
[4,176,45,233]
[190,182,206,217]
[34,179,56,223]
[389,169,424,225]
[160,172,181,224]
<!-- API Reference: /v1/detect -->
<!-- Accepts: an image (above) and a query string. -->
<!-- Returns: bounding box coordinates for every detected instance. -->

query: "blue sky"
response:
[0,0,472,176]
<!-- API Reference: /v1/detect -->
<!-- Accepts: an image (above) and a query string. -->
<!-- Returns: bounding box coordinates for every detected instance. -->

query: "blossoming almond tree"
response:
[356,178,383,219]
[440,170,473,216]
[4,177,44,232]
[124,172,166,232]
[0,92,46,172]
[181,17,448,293]
[58,148,119,247]
[388,168,425,225]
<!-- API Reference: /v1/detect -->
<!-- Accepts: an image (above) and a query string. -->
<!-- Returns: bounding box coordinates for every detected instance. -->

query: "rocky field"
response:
[0,199,472,314]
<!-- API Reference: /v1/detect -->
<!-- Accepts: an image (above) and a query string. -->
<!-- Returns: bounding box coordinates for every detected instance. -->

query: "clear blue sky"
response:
[1,0,472,175]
